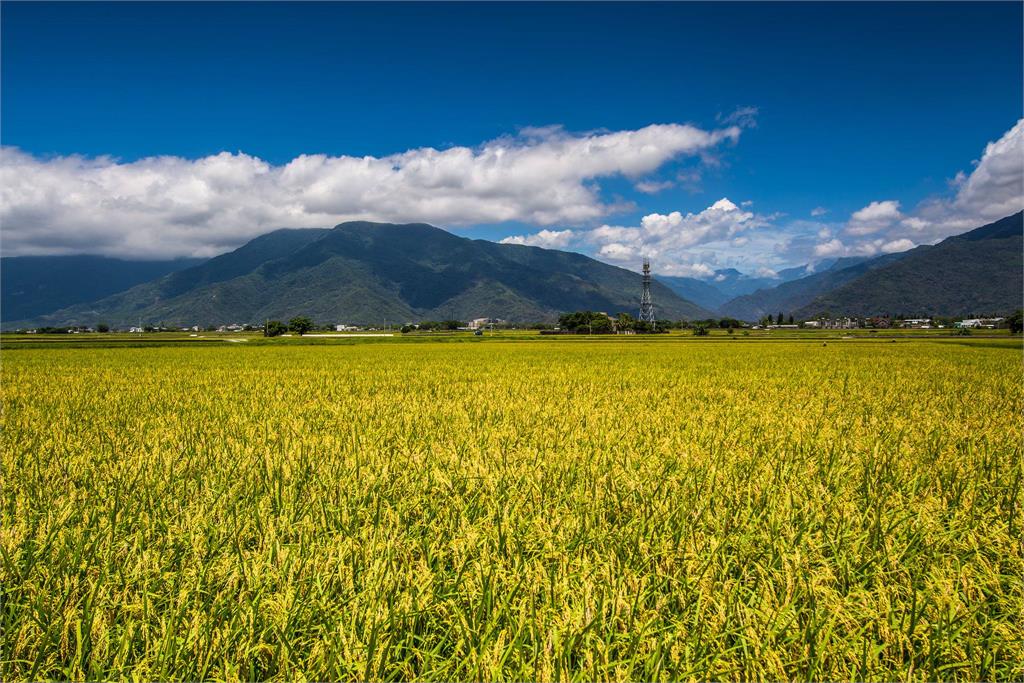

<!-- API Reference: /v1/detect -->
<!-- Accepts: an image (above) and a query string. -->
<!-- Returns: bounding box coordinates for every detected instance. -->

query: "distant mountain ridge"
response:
[16,222,713,327]
[793,212,1023,318]
[1,255,205,322]
[658,265,813,312]
[717,255,905,321]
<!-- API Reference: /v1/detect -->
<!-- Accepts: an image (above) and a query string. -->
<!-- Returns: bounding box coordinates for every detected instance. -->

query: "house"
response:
[468,317,505,330]
[335,324,359,332]
[901,318,932,329]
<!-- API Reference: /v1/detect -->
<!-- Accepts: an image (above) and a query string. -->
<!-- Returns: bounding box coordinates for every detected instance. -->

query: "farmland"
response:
[1,336,1022,680]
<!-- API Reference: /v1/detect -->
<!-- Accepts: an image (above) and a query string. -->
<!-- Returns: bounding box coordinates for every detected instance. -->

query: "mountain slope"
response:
[660,265,817,313]
[719,255,905,322]
[21,222,713,326]
[1,255,205,322]
[653,276,731,311]
[794,212,1023,318]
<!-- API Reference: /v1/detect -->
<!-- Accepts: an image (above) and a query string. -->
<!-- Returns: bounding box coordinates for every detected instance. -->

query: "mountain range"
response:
[11,221,712,327]
[4,212,1020,328]
[792,211,1022,319]
[1,255,203,322]
[660,264,818,312]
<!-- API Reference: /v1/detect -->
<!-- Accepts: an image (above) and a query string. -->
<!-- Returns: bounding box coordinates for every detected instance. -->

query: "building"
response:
[335,324,359,332]
[817,317,859,329]
[901,318,932,329]
[468,317,505,330]
[956,317,1004,329]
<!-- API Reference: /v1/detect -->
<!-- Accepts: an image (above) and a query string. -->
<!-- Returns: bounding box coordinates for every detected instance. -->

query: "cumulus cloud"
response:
[505,197,769,276]
[499,229,575,249]
[846,200,903,236]
[0,122,741,258]
[812,119,1024,258]
[810,206,828,217]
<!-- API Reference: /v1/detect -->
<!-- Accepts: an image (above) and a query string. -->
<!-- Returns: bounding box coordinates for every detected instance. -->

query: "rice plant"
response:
[1,338,1021,680]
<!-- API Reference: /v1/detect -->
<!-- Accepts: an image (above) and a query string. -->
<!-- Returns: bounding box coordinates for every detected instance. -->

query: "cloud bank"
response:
[813,119,1024,258]
[0,123,740,259]
[502,197,770,277]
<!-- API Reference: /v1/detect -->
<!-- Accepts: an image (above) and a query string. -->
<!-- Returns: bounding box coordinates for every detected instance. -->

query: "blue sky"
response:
[2,2,1022,276]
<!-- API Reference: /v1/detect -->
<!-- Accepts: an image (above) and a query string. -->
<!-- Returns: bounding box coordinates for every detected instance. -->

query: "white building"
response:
[468,317,504,330]
[335,324,359,332]
[957,317,1004,329]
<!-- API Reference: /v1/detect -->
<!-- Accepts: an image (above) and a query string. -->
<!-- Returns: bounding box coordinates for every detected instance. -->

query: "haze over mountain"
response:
[660,265,817,312]
[792,212,1023,319]
[17,222,713,327]
[1,255,204,322]
[717,256,905,322]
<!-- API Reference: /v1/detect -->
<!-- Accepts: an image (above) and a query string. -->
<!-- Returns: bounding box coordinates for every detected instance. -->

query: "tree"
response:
[96,323,110,333]
[558,311,612,333]
[778,312,785,326]
[1008,309,1023,334]
[788,314,794,325]
[265,320,288,337]
[692,324,709,336]
[288,316,314,335]
[767,314,774,325]
[441,319,463,331]
[616,313,636,331]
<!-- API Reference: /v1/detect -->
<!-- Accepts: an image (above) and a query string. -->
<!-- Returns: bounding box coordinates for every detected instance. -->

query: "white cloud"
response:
[810,206,828,217]
[499,229,575,249]
[717,106,759,129]
[0,122,741,258]
[823,118,1024,258]
[881,238,914,253]
[813,239,846,257]
[812,118,1024,259]
[949,118,1024,221]
[846,200,903,236]
[634,179,675,194]
[508,196,769,275]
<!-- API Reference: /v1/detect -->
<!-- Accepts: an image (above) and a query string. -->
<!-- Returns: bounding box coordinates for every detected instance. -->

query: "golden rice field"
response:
[1,337,1022,681]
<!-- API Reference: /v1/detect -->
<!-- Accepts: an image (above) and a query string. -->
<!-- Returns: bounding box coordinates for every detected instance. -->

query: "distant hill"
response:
[18,222,713,327]
[718,255,905,322]
[1,255,205,322]
[659,265,813,313]
[794,212,1023,319]
[656,276,733,311]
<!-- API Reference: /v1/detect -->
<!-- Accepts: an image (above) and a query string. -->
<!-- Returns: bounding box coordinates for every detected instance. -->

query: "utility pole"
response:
[639,257,655,329]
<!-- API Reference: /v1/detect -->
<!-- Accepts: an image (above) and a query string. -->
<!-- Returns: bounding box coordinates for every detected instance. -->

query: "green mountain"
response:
[718,255,905,322]
[0,255,205,322]
[19,222,713,327]
[794,212,1023,319]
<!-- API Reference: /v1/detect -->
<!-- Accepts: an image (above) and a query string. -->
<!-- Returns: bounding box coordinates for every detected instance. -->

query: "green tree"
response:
[265,320,288,337]
[692,324,709,337]
[778,312,785,326]
[288,316,314,335]
[788,314,794,325]
[767,314,774,325]
[96,323,110,333]
[1007,309,1023,334]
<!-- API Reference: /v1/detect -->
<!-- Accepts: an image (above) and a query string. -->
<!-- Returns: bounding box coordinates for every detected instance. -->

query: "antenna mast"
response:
[639,257,655,328]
